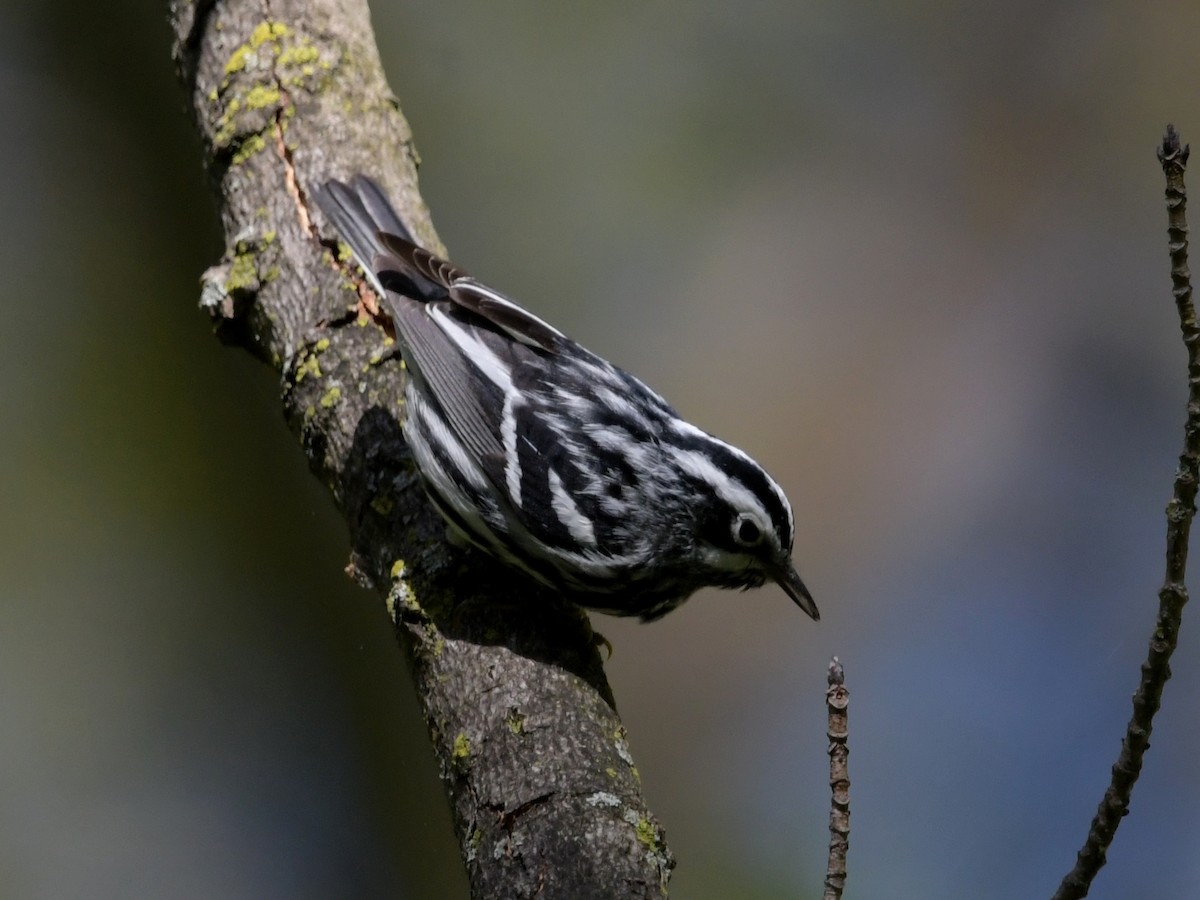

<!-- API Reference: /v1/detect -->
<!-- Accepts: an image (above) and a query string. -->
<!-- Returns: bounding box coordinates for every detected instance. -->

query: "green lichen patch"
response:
[291,331,332,384]
[210,19,338,166]
[245,84,281,110]
[319,386,341,409]
[635,817,658,849]
[625,810,673,891]
[224,249,258,293]
[223,43,251,77]
[386,561,426,622]
[294,352,322,383]
[278,43,320,68]
[230,132,266,165]
[279,40,335,89]
[222,232,279,296]
[250,20,290,48]
[451,732,472,770]
[505,708,526,735]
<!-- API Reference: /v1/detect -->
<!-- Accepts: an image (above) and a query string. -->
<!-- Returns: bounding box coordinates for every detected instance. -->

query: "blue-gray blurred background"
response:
[3,2,1199,897]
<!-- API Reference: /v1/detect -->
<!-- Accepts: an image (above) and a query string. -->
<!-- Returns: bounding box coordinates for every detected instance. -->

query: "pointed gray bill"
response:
[770,561,819,621]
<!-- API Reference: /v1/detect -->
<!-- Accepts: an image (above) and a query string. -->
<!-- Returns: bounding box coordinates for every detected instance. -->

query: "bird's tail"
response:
[315,175,416,295]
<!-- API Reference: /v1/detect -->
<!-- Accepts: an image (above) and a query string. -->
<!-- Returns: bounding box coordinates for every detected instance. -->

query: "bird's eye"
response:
[733,514,764,547]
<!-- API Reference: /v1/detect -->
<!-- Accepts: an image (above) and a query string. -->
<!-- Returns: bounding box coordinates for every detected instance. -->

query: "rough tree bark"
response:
[167,2,674,897]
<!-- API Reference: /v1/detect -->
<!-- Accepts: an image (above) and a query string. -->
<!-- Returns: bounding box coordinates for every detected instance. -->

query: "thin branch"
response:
[166,2,673,897]
[1051,124,1196,900]
[823,656,849,900]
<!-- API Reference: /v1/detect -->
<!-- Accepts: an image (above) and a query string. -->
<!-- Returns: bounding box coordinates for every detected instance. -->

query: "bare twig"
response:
[823,656,850,900]
[1051,124,1196,900]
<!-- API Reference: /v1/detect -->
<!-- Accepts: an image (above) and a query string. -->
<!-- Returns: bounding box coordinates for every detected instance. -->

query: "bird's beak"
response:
[770,561,819,621]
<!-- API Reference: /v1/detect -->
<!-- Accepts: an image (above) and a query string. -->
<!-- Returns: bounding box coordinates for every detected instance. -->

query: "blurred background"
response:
[3,1,1200,897]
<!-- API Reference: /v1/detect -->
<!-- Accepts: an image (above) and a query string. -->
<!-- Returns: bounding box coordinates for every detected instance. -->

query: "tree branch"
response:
[1051,124,1195,900]
[167,2,673,896]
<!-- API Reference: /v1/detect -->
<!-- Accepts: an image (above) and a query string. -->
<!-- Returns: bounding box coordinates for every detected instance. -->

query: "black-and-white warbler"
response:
[316,176,817,622]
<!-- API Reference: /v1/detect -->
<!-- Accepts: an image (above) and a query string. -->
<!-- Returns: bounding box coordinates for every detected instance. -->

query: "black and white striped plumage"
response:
[317,176,817,622]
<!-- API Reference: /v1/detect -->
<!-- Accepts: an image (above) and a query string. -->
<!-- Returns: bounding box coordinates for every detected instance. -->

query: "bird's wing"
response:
[318,176,616,555]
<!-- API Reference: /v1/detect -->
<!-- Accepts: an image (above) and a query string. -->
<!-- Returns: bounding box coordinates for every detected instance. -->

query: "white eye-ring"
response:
[732,512,766,548]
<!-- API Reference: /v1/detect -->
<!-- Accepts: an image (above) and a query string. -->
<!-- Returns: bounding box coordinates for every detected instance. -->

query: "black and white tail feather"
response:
[317,175,817,622]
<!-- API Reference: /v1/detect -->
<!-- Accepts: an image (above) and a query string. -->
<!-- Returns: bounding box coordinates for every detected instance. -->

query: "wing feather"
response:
[385,293,507,468]
[378,232,566,352]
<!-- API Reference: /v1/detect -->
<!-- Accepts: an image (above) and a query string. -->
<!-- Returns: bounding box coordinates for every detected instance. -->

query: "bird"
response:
[316,175,817,623]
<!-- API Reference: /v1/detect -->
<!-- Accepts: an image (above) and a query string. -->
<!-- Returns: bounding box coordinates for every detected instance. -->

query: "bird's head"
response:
[664,423,818,620]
